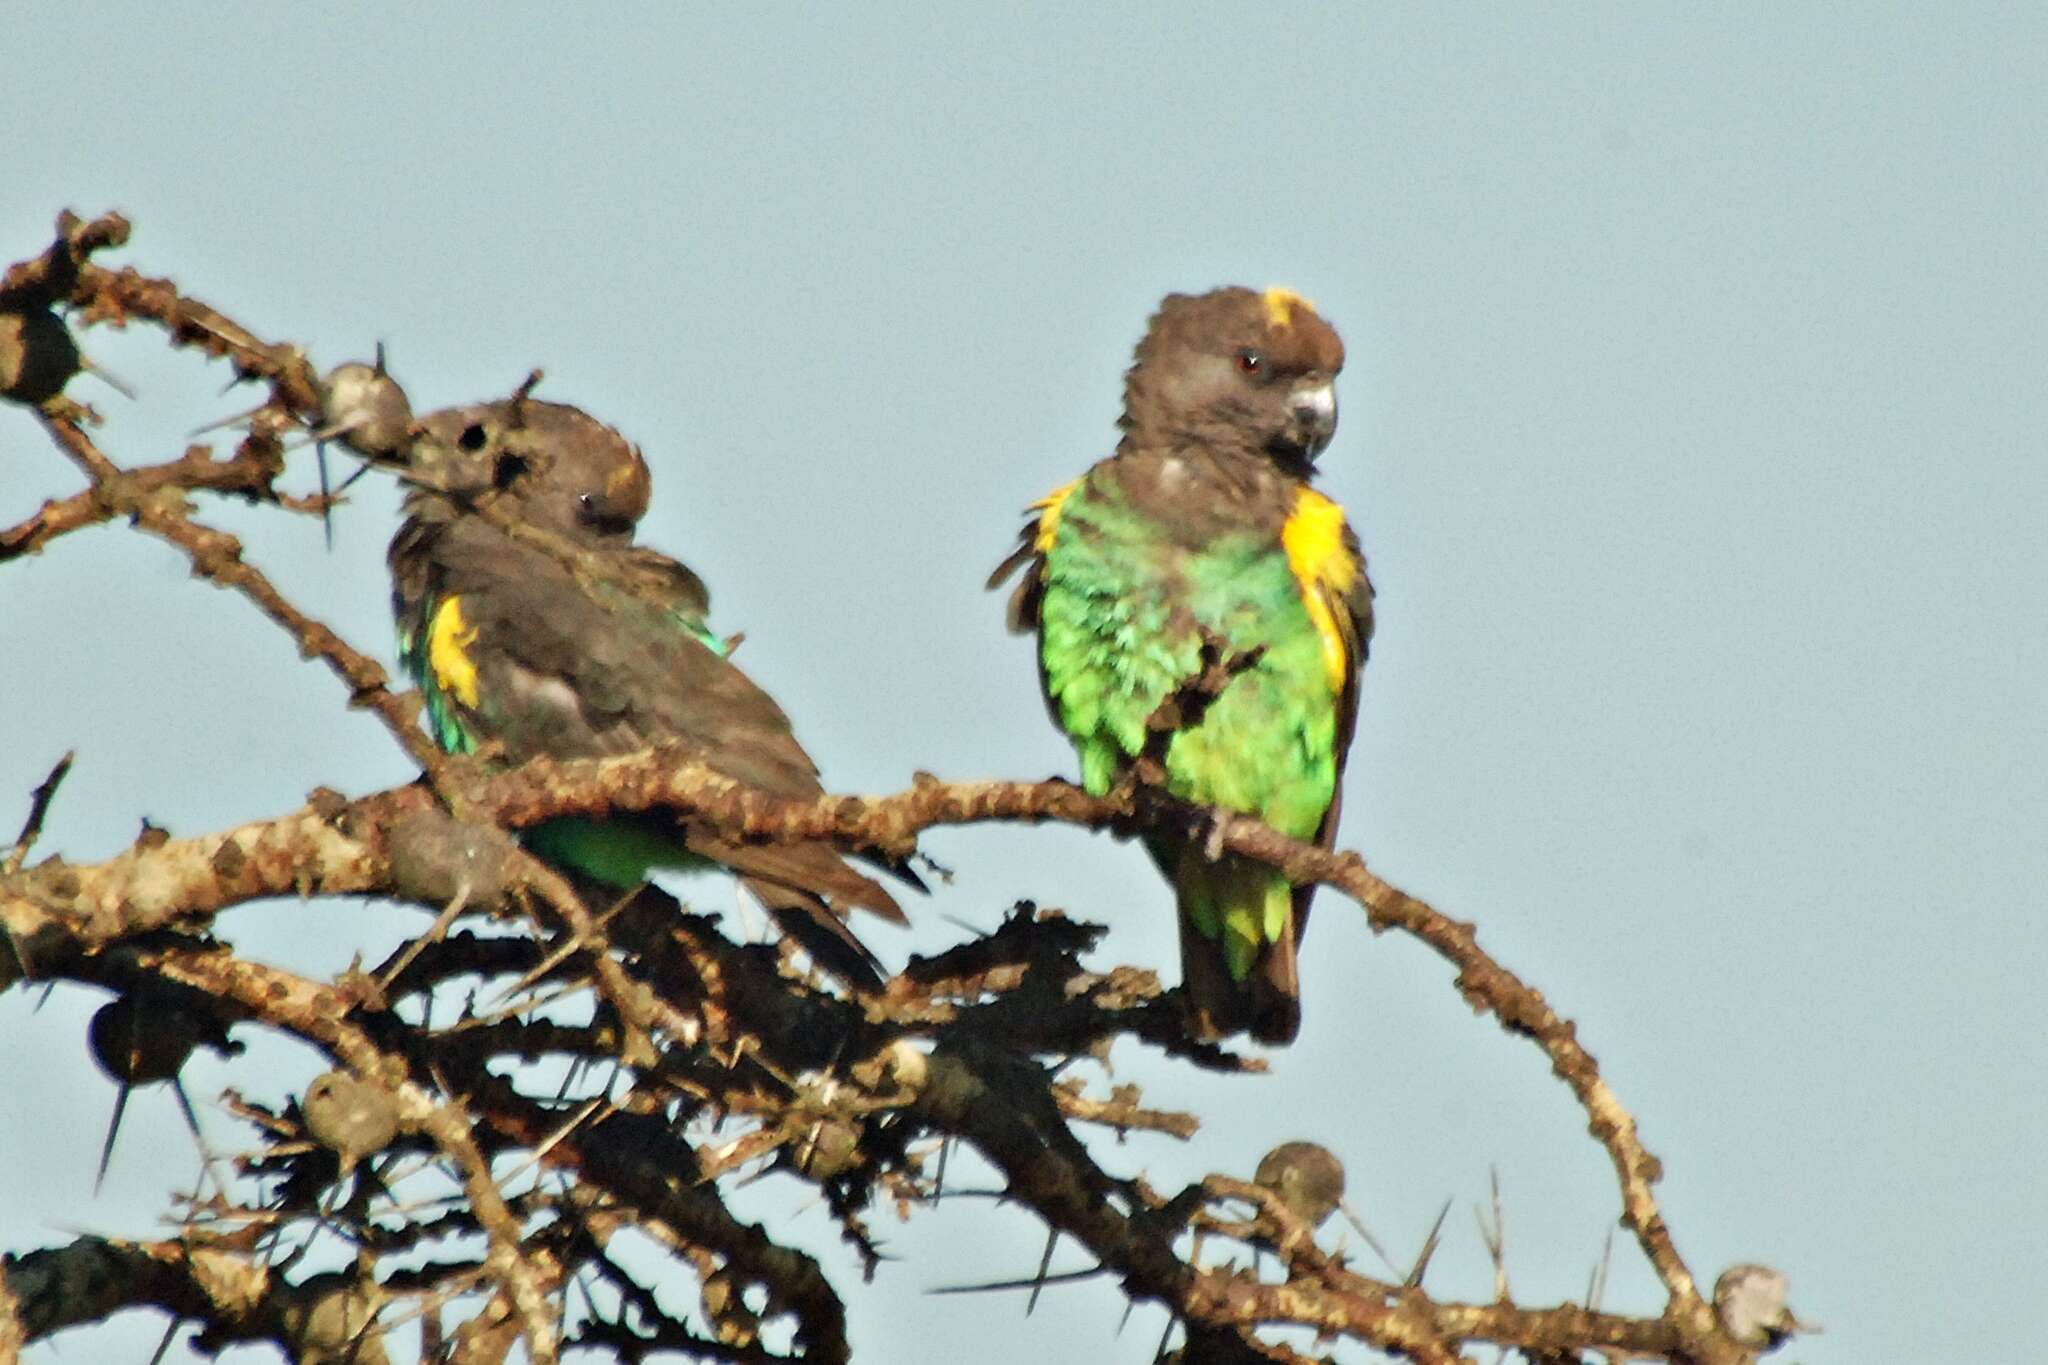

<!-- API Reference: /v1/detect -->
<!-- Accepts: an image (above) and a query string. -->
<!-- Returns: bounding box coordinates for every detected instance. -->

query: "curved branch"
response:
[32,412,449,778]
[0,750,1697,1324]
[0,755,1745,1361]
[0,209,1755,1365]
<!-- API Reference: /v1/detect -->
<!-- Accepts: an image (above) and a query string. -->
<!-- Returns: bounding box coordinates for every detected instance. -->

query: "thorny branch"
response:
[0,210,1773,1365]
[30,408,451,782]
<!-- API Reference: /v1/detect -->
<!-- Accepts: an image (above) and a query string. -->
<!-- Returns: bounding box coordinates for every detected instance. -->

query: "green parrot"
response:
[992,286,1372,1044]
[385,398,913,984]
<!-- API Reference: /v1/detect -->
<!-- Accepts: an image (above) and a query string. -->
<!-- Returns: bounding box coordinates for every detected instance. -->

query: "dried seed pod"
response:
[1714,1263,1814,1349]
[281,1272,391,1365]
[0,308,82,404]
[315,347,412,459]
[792,1115,862,1180]
[87,991,238,1190]
[302,1069,403,1171]
[387,808,519,910]
[1254,1140,1347,1227]
[88,994,202,1085]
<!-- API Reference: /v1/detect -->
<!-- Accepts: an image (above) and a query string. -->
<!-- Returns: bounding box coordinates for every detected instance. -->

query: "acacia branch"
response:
[481,751,1703,1318]
[0,749,1727,1359]
[1,1233,275,1350]
[0,211,1761,1365]
[31,412,450,780]
[1,754,1678,1288]
[130,944,563,1365]
[0,437,328,562]
[4,209,326,417]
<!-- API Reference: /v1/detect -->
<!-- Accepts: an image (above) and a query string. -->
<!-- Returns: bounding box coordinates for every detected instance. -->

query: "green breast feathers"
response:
[1030,470,1361,840]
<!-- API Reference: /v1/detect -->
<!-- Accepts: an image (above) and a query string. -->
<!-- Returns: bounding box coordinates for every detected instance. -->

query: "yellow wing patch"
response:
[426,595,482,709]
[1262,286,1316,331]
[1030,479,1080,553]
[1280,488,1359,693]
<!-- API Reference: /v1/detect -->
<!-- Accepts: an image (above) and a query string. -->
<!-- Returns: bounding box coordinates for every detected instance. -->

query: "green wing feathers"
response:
[1034,473,1344,837]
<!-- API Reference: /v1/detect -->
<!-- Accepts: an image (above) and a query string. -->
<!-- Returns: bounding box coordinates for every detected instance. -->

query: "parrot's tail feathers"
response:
[685,832,912,925]
[1171,851,1306,1046]
[1248,907,1303,1046]
[744,879,888,991]
[1177,919,1247,1042]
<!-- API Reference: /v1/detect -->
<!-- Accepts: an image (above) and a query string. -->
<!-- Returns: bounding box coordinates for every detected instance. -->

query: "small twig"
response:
[1129,629,1267,786]
[4,750,73,876]
[377,884,472,993]
[33,413,449,782]
[1051,1079,1198,1140]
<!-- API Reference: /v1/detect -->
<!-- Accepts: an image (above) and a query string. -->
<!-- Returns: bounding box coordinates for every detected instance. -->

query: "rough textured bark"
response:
[0,211,1769,1365]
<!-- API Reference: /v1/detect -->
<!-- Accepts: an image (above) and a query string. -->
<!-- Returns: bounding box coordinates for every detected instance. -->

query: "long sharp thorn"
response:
[931,1266,1107,1296]
[96,1083,132,1192]
[1153,1312,1176,1362]
[1406,1198,1452,1288]
[173,1078,229,1200]
[310,415,366,443]
[170,1076,204,1142]
[144,1314,181,1365]
[316,441,335,550]
[83,358,138,401]
[190,401,269,437]
[1340,1198,1399,1278]
[1026,1227,1057,1315]
[1586,1225,1614,1309]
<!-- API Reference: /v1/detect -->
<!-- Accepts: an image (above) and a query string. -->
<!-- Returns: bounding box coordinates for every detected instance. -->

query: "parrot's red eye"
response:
[1236,348,1264,375]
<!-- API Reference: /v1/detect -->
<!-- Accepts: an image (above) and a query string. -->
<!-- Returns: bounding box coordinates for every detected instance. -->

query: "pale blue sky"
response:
[4,6,2042,1362]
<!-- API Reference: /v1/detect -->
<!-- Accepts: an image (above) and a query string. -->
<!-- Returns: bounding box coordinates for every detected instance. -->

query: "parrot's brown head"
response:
[404,399,652,544]
[1120,286,1345,472]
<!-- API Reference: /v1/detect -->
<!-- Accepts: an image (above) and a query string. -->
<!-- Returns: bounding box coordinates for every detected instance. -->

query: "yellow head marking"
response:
[1030,479,1080,553]
[1280,488,1358,692]
[1263,286,1315,331]
[427,596,482,709]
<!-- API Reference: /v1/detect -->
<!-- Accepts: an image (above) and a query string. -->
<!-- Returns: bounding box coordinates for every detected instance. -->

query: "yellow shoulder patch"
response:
[1280,488,1359,692]
[426,595,482,709]
[1263,286,1315,331]
[1030,479,1080,553]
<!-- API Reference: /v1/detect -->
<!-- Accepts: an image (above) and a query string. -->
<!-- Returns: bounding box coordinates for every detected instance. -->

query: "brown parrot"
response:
[992,287,1372,1043]
[387,398,913,983]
